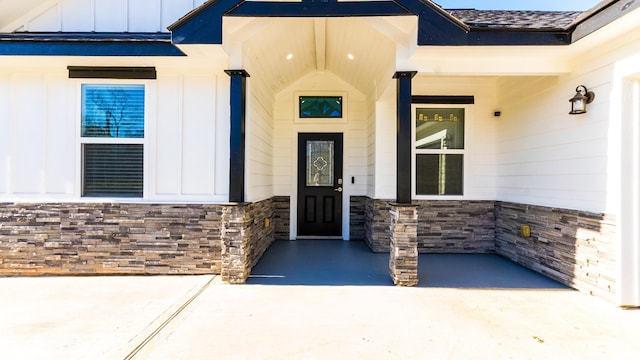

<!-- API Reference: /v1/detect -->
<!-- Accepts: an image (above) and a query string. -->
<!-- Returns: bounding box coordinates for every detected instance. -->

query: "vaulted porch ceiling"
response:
[222,16,411,96]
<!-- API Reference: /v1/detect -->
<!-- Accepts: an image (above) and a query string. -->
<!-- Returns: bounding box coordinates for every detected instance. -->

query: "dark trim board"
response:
[227,1,412,17]
[412,96,475,105]
[169,0,578,46]
[68,66,157,79]
[0,37,184,57]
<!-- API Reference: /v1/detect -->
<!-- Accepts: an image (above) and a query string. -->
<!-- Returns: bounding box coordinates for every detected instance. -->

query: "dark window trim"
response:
[412,95,474,105]
[68,66,157,79]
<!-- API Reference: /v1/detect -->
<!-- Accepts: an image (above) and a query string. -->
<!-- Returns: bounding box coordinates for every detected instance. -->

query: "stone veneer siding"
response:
[417,201,495,253]
[389,204,419,286]
[0,199,275,279]
[221,199,275,283]
[272,196,290,240]
[364,198,392,252]
[495,202,617,302]
[0,203,223,275]
[365,198,495,253]
[350,196,367,240]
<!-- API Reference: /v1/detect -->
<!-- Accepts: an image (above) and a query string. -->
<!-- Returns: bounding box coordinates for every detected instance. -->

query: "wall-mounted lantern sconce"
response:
[569,85,595,115]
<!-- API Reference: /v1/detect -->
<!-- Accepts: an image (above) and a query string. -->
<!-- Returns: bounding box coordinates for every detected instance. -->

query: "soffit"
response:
[228,16,399,96]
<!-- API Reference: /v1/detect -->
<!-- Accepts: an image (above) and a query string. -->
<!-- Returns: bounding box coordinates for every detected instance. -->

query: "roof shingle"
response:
[446,9,583,29]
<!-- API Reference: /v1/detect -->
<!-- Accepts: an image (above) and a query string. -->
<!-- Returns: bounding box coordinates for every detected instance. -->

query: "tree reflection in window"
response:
[81,84,144,138]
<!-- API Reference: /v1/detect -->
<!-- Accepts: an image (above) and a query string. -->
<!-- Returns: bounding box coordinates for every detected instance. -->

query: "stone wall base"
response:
[0,203,224,275]
[365,198,495,253]
[1,199,276,280]
[495,201,616,302]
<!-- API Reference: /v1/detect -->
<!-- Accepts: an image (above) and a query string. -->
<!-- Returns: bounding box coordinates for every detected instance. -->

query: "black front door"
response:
[297,133,343,237]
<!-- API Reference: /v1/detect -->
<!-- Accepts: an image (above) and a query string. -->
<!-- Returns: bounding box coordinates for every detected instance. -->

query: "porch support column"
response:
[389,203,419,286]
[393,71,417,204]
[221,203,251,284]
[225,69,250,203]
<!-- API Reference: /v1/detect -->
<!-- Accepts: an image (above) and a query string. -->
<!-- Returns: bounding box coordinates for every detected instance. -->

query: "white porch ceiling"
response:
[224,17,404,97]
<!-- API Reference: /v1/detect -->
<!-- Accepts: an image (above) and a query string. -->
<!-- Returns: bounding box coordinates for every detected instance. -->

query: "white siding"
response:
[372,90,396,199]
[0,62,228,203]
[496,75,611,212]
[128,0,161,33]
[155,76,182,195]
[366,95,376,197]
[245,48,276,203]
[273,71,369,197]
[494,23,640,214]
[14,0,207,33]
[180,75,216,196]
[45,75,75,195]
[94,0,126,32]
[273,71,369,239]
[61,0,93,32]
[371,76,499,200]
[154,72,225,200]
[0,74,11,194]
[12,75,46,194]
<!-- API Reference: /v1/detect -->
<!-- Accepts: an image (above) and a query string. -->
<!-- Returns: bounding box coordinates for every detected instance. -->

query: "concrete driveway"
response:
[1,273,639,359]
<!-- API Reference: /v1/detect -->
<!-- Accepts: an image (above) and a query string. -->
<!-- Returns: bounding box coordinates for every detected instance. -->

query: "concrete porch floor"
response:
[247,240,567,289]
[1,240,639,359]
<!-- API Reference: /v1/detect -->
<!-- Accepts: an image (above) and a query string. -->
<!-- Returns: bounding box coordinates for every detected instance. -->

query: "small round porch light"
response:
[569,85,595,115]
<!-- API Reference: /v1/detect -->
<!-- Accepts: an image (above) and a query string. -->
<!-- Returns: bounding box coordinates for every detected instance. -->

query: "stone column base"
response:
[221,204,251,284]
[389,204,419,286]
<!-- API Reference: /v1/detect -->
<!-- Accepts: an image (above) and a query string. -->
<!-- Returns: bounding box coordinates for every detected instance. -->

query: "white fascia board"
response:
[409,46,573,76]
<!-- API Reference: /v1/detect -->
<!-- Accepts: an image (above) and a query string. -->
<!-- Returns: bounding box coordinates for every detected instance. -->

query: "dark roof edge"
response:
[569,0,640,42]
[0,32,185,56]
[168,0,220,32]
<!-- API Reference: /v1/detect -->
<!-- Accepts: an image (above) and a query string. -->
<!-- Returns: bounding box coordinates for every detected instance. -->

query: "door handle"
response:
[334,187,343,193]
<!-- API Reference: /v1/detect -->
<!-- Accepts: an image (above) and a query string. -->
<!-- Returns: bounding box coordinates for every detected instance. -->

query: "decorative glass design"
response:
[306,140,334,186]
[299,96,342,118]
[415,108,464,149]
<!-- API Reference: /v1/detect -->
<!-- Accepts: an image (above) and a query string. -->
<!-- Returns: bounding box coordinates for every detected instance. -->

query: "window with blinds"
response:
[81,84,145,197]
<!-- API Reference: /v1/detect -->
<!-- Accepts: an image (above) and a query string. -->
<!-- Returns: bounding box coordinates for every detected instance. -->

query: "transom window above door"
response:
[299,96,343,118]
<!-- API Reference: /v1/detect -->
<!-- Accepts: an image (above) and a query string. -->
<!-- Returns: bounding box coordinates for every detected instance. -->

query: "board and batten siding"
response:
[8,0,207,33]
[0,65,229,202]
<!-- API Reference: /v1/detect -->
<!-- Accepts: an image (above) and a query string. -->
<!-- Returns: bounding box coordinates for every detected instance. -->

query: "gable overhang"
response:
[168,0,574,47]
[0,33,186,56]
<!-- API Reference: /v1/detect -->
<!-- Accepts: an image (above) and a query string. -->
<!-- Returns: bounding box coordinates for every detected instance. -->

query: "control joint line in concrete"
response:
[123,276,215,360]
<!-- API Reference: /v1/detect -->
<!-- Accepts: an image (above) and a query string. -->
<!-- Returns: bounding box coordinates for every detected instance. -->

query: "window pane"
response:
[306,140,334,187]
[416,154,463,195]
[82,84,145,138]
[299,96,342,118]
[83,144,143,197]
[416,108,464,149]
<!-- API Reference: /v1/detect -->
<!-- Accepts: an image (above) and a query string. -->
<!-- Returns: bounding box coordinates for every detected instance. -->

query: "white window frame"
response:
[412,104,468,200]
[75,79,154,200]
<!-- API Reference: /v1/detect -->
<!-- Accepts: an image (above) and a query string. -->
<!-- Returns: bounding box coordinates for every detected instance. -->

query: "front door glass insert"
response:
[306,140,334,187]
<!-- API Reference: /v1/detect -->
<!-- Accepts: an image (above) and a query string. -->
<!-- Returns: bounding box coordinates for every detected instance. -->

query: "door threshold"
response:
[296,236,344,240]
